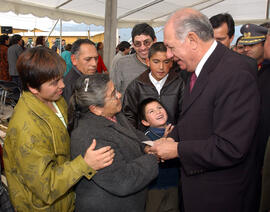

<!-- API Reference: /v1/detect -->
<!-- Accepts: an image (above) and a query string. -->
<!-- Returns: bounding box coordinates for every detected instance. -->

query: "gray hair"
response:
[71,39,96,57]
[68,74,110,132]
[174,13,214,42]
[74,74,109,109]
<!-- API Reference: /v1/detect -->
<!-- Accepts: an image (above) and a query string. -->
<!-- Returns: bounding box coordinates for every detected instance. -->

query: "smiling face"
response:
[71,43,98,75]
[30,77,65,104]
[133,34,155,63]
[147,51,172,81]
[164,22,194,71]
[142,101,168,128]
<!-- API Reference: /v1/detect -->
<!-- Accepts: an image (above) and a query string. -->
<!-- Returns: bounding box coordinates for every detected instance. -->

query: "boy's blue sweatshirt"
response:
[145,127,179,189]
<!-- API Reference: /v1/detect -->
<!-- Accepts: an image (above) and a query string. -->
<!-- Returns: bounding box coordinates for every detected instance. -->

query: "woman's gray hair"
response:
[68,74,110,133]
[174,13,214,42]
[74,74,109,109]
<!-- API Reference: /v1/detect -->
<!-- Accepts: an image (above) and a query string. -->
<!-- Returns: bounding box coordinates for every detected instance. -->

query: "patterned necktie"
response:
[190,72,197,92]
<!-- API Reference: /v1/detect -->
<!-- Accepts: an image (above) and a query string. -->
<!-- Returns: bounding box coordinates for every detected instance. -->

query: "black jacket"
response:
[62,66,82,104]
[122,69,185,130]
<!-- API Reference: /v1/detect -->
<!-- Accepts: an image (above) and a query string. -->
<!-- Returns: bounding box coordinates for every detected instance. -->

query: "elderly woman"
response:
[69,74,159,212]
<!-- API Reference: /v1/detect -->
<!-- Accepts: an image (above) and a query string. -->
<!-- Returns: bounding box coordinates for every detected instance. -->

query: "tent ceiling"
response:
[0,0,269,27]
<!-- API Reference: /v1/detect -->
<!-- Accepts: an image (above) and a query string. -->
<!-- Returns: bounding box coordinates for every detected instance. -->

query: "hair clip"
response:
[84,78,89,92]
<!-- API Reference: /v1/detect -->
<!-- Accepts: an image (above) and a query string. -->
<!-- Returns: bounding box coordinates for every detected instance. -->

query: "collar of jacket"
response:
[21,91,69,154]
[136,69,180,88]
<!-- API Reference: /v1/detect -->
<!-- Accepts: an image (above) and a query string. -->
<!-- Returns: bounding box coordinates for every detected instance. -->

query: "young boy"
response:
[139,98,179,212]
[122,42,184,131]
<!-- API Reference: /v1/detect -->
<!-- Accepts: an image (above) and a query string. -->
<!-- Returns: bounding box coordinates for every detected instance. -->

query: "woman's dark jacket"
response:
[70,112,158,212]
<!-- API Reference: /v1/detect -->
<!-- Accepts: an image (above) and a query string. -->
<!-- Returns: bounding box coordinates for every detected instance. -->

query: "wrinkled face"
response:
[147,51,172,81]
[236,44,244,54]
[164,22,192,71]
[142,101,168,128]
[264,34,270,59]
[102,81,122,117]
[243,42,264,64]
[133,34,155,61]
[213,22,234,48]
[72,44,98,75]
[32,77,65,103]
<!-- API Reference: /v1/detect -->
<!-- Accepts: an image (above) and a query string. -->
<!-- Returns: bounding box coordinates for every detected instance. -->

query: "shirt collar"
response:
[149,72,168,86]
[195,40,217,77]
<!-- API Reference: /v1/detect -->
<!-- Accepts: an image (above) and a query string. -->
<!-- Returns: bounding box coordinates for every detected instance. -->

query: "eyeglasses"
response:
[106,88,120,101]
[133,39,152,47]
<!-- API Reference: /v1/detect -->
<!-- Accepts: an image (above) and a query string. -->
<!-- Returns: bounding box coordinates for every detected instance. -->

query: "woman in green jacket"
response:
[3,47,114,212]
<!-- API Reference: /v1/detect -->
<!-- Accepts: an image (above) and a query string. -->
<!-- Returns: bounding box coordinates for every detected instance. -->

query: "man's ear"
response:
[141,119,150,127]
[71,54,77,66]
[187,32,198,50]
[153,37,157,43]
[146,57,150,67]
[89,105,102,116]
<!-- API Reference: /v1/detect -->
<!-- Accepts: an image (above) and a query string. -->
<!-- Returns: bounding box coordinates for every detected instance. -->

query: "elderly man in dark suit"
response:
[150,8,260,212]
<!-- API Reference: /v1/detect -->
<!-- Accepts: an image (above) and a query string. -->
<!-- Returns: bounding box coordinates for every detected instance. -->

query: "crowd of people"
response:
[1,7,270,212]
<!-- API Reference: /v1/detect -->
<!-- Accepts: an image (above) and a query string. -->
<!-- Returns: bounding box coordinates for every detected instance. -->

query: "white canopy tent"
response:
[0,0,269,68]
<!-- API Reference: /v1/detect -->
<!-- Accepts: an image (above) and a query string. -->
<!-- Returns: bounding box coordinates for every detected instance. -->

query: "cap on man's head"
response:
[239,24,268,45]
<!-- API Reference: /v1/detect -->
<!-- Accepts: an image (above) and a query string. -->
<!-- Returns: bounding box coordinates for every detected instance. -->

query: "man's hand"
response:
[150,137,178,160]
[163,124,174,138]
[84,139,115,170]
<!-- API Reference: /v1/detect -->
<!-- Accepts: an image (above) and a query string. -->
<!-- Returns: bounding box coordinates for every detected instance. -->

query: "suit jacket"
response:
[62,66,82,104]
[257,60,270,166]
[170,43,260,212]
[260,136,270,212]
[70,112,158,212]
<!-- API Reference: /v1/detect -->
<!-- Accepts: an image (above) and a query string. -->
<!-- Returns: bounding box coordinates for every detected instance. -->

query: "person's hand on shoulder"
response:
[84,139,115,170]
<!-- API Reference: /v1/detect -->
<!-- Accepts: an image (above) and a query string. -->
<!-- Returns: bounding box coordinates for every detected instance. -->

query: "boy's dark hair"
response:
[138,98,165,122]
[118,41,131,52]
[65,44,72,51]
[209,13,235,38]
[0,35,9,45]
[17,47,66,91]
[35,36,44,46]
[131,23,156,42]
[10,34,22,45]
[148,42,167,58]
[71,39,95,55]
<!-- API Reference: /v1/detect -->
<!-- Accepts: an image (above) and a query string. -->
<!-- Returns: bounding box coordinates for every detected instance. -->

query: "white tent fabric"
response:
[1,0,269,68]
[0,0,269,28]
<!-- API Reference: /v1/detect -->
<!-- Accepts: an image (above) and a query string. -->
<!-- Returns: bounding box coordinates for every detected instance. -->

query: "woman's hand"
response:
[84,139,115,170]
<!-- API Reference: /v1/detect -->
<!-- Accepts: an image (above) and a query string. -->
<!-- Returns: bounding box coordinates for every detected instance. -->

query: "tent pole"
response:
[266,0,270,20]
[60,19,62,55]
[104,0,117,71]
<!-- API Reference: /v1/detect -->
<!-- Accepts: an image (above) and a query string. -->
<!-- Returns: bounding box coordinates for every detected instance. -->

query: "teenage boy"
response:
[122,42,185,130]
[139,98,179,212]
